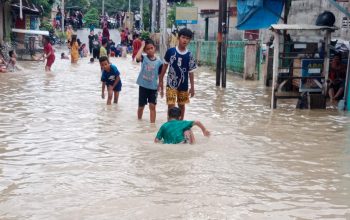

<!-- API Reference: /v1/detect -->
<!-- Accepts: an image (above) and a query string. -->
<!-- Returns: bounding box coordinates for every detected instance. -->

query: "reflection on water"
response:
[0,52,350,219]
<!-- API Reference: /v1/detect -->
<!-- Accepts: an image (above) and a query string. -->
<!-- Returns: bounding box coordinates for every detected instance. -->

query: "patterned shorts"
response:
[166,87,189,105]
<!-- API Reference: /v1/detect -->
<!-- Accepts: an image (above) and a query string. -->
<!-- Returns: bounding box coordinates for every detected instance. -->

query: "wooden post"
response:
[205,17,209,41]
[271,31,280,109]
[323,30,331,95]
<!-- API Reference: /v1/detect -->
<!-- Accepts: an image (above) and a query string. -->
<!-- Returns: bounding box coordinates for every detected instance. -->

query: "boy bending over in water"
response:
[99,56,122,105]
[155,107,210,144]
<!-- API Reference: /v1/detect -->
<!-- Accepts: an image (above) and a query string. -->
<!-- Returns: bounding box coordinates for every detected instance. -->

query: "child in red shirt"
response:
[132,34,142,61]
[36,36,55,71]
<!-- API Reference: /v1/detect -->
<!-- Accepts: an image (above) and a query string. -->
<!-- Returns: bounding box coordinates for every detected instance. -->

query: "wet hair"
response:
[61,52,65,57]
[168,107,181,119]
[9,50,14,58]
[99,56,109,63]
[70,35,77,47]
[43,35,50,44]
[90,57,94,63]
[144,38,155,47]
[102,38,108,45]
[178,28,193,39]
[334,53,342,60]
[134,34,139,38]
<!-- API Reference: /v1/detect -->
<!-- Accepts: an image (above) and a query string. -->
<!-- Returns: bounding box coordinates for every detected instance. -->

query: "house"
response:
[288,0,350,40]
[0,0,12,44]
[187,0,241,40]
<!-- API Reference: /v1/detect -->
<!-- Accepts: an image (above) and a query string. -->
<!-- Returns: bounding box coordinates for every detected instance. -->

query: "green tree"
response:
[89,0,141,15]
[65,0,90,12]
[84,8,99,27]
[32,0,55,16]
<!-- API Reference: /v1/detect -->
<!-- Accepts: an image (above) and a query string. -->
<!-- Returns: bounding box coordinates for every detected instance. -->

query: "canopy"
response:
[236,0,284,30]
[12,28,49,36]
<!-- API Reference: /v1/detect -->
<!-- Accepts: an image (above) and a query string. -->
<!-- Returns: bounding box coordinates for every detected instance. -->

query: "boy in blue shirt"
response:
[158,28,197,120]
[135,39,163,123]
[100,56,122,105]
[155,107,210,144]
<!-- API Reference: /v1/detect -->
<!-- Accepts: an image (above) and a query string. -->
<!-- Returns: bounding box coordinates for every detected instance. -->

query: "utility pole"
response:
[159,0,167,60]
[61,0,64,31]
[140,0,144,30]
[102,0,104,16]
[221,0,228,88]
[216,0,224,87]
[151,0,157,32]
[128,0,131,29]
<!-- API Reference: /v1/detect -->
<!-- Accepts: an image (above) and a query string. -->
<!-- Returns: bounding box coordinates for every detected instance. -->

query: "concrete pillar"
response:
[243,41,258,80]
[271,31,280,109]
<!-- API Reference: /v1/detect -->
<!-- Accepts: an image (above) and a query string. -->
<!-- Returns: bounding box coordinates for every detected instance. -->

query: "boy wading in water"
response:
[155,107,210,144]
[135,39,163,123]
[158,28,197,120]
[100,56,122,105]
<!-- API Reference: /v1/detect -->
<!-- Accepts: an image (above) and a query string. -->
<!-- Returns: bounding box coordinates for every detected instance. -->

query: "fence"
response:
[188,41,245,74]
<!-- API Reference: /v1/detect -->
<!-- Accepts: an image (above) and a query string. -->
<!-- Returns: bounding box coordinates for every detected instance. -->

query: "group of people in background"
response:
[53,6,84,31]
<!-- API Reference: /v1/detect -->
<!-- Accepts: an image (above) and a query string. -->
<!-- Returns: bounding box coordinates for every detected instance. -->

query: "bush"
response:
[140,31,150,40]
[40,21,54,32]
[56,31,67,40]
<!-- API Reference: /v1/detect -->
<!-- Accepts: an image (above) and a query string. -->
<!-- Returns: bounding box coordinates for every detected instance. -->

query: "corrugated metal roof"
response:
[270,24,338,31]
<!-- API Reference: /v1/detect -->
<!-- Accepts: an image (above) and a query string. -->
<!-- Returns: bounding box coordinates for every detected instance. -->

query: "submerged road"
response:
[0,46,349,219]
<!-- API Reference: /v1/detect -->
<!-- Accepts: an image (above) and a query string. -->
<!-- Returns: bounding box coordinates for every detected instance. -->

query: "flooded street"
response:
[0,48,350,219]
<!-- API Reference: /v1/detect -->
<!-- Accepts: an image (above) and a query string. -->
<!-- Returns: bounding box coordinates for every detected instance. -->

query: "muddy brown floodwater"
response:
[0,50,349,219]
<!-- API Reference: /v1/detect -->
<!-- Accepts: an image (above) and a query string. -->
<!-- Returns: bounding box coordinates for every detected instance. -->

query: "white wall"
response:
[188,0,242,40]
[288,0,350,41]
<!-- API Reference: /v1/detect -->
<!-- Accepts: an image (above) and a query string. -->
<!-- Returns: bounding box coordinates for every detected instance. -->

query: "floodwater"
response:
[0,50,350,220]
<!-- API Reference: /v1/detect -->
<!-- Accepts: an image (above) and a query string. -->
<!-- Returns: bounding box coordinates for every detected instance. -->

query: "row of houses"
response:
[0,0,43,48]
[186,0,349,41]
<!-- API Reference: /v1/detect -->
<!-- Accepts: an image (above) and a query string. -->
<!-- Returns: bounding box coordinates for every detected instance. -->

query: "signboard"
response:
[299,59,323,92]
[176,7,198,24]
[244,30,259,40]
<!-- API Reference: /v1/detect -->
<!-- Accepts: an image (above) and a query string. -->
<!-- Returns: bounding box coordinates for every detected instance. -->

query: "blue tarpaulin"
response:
[236,0,285,30]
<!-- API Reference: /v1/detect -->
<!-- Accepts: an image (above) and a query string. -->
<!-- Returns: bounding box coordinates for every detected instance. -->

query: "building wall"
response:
[188,0,242,40]
[0,3,4,44]
[288,0,350,41]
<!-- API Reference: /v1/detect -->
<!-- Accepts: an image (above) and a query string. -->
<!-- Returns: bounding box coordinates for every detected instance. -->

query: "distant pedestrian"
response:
[102,25,110,41]
[158,28,197,120]
[132,34,142,61]
[66,25,73,44]
[135,39,163,123]
[100,56,122,105]
[70,35,79,63]
[100,38,108,57]
[35,36,55,72]
[88,30,97,55]
[120,30,127,46]
[134,11,141,29]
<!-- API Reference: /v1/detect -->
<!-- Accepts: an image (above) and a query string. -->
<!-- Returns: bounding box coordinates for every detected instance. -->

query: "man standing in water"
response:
[158,28,197,120]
